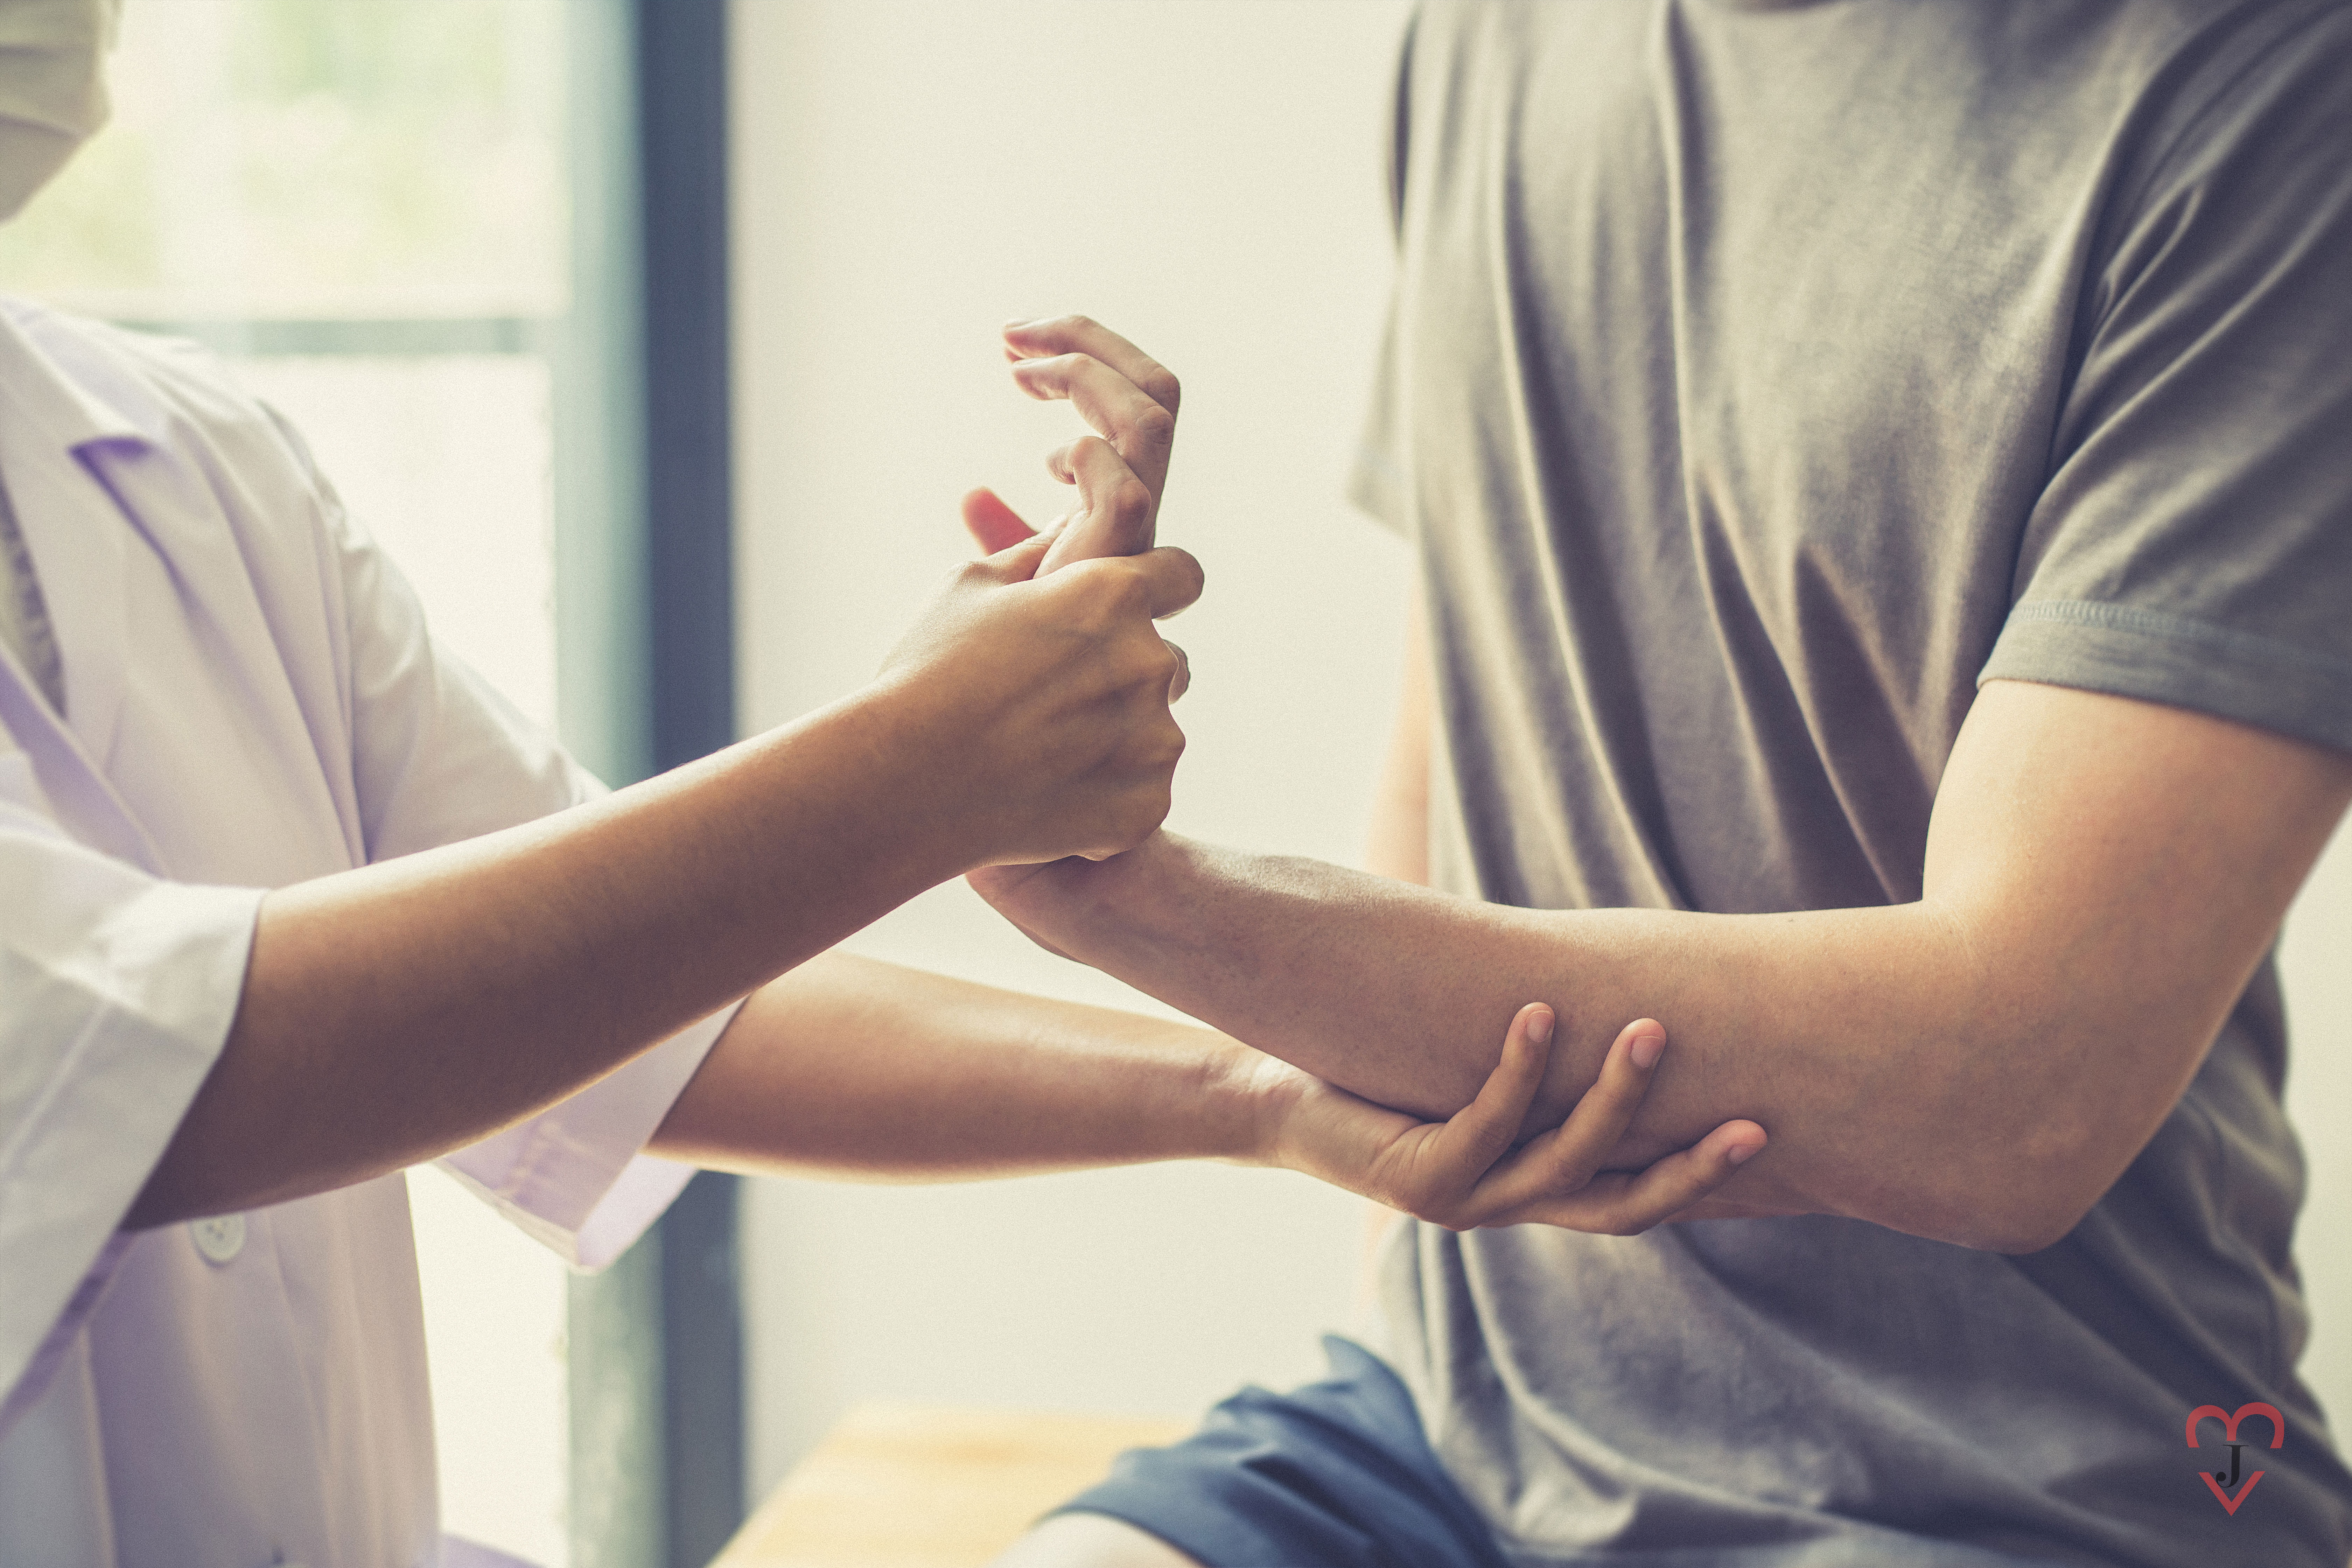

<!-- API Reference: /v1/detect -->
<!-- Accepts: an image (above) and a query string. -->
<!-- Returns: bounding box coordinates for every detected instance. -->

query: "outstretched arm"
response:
[976,674,2352,1252]
[649,949,1761,1232]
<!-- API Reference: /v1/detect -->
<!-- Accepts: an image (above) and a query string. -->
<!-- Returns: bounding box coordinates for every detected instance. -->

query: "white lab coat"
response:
[0,298,732,1567]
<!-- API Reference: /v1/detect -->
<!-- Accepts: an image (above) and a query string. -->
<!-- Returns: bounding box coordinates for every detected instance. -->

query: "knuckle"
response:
[1139,365,1181,411]
[1111,477,1154,525]
[1130,401,1176,444]
[1105,559,1154,608]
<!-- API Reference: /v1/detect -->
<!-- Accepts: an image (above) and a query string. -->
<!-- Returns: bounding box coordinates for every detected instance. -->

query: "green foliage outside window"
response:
[0,0,565,320]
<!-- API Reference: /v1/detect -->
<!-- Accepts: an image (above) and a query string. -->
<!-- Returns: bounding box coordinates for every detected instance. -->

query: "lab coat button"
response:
[189,1213,246,1264]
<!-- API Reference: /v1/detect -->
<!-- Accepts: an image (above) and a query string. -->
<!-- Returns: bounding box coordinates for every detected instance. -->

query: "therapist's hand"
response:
[874,525,1200,868]
[1251,1005,1766,1234]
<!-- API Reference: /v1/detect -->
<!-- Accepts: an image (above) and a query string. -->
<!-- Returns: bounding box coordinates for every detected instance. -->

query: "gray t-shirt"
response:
[1353,2,2352,1564]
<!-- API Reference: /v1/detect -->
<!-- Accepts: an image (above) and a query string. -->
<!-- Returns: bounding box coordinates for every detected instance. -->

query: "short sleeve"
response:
[436,1004,735,1270]
[1981,10,2352,754]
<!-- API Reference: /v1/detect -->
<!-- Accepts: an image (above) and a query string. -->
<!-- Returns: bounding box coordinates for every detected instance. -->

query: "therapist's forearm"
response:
[126,693,966,1227]
[648,950,1263,1180]
[126,538,1200,1228]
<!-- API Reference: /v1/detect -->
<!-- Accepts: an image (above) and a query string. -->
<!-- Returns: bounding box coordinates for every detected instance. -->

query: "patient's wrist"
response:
[1207,1043,1311,1169]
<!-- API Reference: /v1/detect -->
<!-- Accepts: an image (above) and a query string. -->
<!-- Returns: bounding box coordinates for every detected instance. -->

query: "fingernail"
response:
[1629,1030,1664,1070]
[1727,1141,1761,1166]
[1526,1008,1554,1045]
[1003,317,1041,332]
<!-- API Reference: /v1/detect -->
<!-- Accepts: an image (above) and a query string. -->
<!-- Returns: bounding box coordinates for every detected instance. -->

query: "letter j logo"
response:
[2186,1402,2284,1516]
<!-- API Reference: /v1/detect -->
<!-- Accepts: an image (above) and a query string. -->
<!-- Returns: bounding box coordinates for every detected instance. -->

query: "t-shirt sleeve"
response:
[1980,12,2352,754]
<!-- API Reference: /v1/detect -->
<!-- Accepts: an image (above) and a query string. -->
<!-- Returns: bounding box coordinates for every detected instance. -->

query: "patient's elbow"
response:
[1968,1195,2092,1256]
[1892,1012,2180,1254]
[1900,1184,2090,1255]
[1930,1133,2119,1255]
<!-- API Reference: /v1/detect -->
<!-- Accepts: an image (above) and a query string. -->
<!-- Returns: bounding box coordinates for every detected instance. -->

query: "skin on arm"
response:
[130,355,1750,1236]
[976,677,2352,1253]
[1363,596,1434,890]
[957,322,2351,1251]
[660,339,1759,1219]
[962,315,1763,1218]
[650,950,1759,1234]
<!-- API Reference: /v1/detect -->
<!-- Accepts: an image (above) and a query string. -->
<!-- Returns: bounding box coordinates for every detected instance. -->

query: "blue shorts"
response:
[1054,1335,1512,1568]
[1056,1339,2066,1568]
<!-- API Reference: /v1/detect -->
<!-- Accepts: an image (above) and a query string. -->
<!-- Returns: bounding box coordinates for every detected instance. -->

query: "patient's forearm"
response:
[979,684,2352,1251]
[991,834,1931,1216]
[959,678,2352,1253]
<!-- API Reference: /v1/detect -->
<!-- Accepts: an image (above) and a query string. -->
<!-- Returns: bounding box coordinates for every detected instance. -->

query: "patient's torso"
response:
[1354,1,2352,1562]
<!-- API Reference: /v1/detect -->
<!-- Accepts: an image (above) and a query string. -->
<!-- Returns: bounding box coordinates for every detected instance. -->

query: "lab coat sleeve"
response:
[434,1006,735,1270]
[0,720,265,1427]
[290,407,733,1270]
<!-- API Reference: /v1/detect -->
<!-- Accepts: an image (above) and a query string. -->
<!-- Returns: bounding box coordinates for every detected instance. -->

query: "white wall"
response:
[727,0,1417,1497]
[726,0,2352,1511]
[2284,822,2352,1434]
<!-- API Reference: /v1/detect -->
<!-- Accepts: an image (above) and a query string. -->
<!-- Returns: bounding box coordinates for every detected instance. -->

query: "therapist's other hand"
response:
[1251,1006,1768,1234]
[875,526,1200,868]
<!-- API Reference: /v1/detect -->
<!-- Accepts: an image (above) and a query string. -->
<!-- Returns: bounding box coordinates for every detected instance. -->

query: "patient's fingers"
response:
[1002,314,1181,420]
[1013,350,1178,513]
[1469,1019,1666,1214]
[1003,316,1180,536]
[1042,434,1158,571]
[962,486,1038,555]
[1503,1121,1767,1237]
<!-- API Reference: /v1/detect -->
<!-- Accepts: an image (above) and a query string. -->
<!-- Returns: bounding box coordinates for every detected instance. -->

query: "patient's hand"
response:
[1248,1004,1766,1235]
[963,314,1194,892]
[962,313,1182,573]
